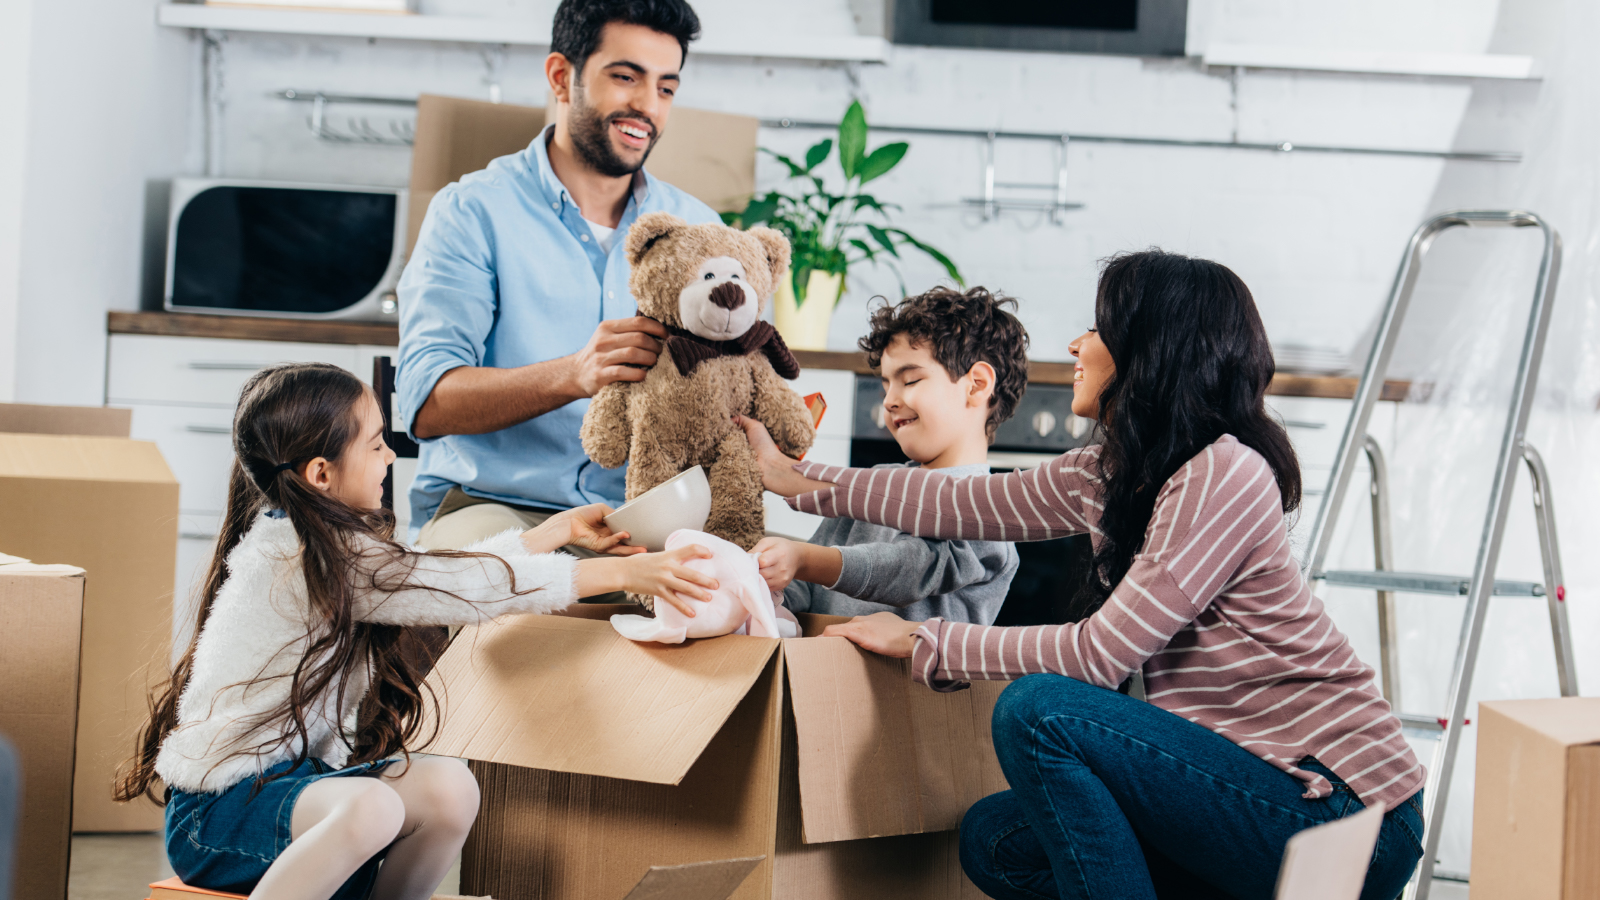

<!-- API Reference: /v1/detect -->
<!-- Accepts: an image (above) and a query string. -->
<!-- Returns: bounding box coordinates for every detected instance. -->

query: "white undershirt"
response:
[584,218,617,253]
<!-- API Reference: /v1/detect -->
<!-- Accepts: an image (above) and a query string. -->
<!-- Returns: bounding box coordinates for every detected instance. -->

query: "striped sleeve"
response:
[907,442,1283,689]
[787,446,1103,542]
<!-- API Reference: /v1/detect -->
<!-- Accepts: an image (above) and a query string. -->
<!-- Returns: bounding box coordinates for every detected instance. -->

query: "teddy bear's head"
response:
[625,212,792,342]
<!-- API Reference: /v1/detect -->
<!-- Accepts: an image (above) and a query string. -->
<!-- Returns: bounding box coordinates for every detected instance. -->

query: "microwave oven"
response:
[164,178,408,321]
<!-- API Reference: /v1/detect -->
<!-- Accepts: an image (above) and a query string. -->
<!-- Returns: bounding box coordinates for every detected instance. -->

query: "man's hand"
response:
[568,316,667,398]
[735,415,837,498]
[822,612,921,658]
[414,316,668,438]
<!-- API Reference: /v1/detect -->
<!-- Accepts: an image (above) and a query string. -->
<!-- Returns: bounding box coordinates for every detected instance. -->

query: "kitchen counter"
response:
[108,311,1410,401]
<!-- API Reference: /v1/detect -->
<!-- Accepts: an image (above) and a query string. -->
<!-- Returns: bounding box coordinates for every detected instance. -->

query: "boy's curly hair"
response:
[859,286,1031,440]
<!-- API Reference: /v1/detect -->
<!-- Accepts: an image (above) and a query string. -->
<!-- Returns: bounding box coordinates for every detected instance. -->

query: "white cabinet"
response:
[1265,395,1398,556]
[107,335,360,407]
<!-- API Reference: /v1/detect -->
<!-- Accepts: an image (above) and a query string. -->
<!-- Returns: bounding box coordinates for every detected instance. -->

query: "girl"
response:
[741,251,1425,900]
[116,362,715,900]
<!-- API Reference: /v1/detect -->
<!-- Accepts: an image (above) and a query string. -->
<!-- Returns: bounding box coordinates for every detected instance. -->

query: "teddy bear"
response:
[579,211,816,550]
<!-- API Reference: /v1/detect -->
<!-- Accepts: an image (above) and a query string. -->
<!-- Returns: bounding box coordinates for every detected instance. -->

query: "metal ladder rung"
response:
[1394,713,1475,733]
[1321,570,1544,597]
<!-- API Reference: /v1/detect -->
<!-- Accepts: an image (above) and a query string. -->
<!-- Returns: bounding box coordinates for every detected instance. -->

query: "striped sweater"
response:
[789,435,1423,808]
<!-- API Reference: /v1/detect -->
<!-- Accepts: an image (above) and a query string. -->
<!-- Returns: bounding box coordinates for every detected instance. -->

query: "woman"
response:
[741,250,1425,900]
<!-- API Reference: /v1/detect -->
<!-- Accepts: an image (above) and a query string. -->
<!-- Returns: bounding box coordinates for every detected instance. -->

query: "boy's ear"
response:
[965,361,996,407]
[626,212,686,267]
[747,226,792,287]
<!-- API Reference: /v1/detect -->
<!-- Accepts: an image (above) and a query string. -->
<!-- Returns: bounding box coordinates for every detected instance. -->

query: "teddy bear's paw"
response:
[627,591,655,612]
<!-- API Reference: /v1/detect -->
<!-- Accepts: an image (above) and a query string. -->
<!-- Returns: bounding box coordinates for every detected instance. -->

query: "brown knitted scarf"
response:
[661,322,800,380]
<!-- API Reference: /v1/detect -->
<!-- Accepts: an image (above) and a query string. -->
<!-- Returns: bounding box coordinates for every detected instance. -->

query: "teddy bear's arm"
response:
[580,381,633,469]
[748,361,816,460]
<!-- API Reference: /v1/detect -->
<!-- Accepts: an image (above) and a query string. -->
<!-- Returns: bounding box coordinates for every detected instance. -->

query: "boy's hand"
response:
[822,612,921,658]
[735,415,836,498]
[752,536,802,592]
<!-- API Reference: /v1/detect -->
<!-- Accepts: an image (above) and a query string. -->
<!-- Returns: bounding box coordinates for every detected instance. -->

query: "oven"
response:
[848,375,1097,625]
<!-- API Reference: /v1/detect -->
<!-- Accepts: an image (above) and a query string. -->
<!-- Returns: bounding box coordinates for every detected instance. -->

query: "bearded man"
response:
[397,0,718,557]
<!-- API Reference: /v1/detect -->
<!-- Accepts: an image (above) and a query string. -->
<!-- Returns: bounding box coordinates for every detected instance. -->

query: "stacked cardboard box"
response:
[1473,698,1600,899]
[425,606,1007,900]
[0,554,85,900]
[0,403,178,832]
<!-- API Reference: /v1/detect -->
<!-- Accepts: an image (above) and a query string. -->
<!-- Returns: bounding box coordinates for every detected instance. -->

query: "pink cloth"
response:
[611,529,799,644]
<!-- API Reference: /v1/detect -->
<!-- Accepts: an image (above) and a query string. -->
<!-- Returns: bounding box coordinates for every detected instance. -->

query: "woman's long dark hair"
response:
[1070,249,1301,619]
[116,363,532,803]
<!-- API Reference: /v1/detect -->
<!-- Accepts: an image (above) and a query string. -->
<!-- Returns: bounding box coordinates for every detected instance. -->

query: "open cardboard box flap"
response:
[784,637,1007,843]
[428,605,1007,846]
[0,431,174,483]
[426,610,779,785]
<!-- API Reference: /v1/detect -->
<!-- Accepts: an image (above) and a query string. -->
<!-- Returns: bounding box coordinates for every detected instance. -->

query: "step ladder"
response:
[1298,210,1579,900]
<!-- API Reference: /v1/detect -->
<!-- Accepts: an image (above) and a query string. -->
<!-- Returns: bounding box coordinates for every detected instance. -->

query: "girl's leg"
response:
[251,776,405,900]
[988,674,1419,900]
[367,756,481,900]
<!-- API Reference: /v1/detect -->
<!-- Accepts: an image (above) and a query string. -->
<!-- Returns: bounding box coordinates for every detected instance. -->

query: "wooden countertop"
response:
[108,311,1410,401]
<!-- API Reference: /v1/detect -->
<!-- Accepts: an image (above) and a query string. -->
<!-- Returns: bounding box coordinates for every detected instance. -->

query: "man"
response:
[397,0,719,553]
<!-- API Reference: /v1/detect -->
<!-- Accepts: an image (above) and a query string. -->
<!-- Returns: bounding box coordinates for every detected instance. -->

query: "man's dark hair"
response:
[551,0,702,75]
[859,287,1031,440]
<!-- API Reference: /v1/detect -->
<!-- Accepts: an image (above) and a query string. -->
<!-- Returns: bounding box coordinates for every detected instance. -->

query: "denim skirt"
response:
[165,757,395,899]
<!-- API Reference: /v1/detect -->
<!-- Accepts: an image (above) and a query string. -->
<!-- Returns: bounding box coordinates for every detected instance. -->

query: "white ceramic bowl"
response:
[603,465,712,552]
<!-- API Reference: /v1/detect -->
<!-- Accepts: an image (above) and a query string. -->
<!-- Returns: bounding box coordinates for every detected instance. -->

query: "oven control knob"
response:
[1069,415,1092,439]
[1032,410,1057,437]
[872,406,887,429]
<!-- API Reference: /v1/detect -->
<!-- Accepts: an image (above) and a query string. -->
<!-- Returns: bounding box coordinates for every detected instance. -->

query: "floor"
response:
[67,833,460,900]
[67,833,1468,900]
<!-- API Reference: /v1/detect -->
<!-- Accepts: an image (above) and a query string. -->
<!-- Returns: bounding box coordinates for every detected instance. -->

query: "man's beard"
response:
[569,84,660,178]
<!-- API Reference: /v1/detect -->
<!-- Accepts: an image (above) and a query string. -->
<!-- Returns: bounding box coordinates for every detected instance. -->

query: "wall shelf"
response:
[1201,43,1540,80]
[156,4,892,63]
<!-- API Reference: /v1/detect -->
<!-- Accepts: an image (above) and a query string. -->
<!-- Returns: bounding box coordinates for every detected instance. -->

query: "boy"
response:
[751,286,1029,624]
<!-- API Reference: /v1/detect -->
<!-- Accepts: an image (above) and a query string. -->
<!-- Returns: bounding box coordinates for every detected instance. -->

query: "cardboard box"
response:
[407,94,758,253]
[0,409,178,832]
[425,607,1007,900]
[1472,698,1600,899]
[0,554,86,900]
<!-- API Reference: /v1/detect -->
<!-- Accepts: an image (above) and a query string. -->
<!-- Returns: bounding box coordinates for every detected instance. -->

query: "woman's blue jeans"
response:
[960,674,1424,900]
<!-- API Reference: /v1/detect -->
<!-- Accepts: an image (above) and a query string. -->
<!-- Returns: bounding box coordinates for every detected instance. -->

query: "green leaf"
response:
[857,142,908,185]
[838,101,868,181]
[865,224,900,258]
[740,195,780,227]
[761,148,808,179]
[893,230,965,286]
[804,138,833,172]
[847,238,876,260]
[720,210,741,226]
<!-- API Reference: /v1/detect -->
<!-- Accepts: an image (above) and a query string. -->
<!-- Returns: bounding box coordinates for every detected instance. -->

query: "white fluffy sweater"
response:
[155,512,576,794]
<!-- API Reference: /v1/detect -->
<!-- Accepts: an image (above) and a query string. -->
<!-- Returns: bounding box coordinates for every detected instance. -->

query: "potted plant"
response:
[724,101,964,350]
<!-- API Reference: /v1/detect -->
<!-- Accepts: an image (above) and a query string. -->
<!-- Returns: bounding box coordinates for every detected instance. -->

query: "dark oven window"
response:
[930,0,1137,31]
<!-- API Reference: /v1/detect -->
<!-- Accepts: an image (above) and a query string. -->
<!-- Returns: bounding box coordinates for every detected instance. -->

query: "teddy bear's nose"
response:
[709,281,746,311]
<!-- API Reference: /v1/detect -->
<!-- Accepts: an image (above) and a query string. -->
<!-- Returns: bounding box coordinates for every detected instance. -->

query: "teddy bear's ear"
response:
[748,226,792,287]
[625,212,687,267]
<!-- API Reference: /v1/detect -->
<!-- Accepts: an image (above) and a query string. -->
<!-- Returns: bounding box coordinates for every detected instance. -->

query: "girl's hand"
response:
[752,536,802,592]
[734,415,836,498]
[822,612,921,658]
[523,504,643,556]
[575,544,720,617]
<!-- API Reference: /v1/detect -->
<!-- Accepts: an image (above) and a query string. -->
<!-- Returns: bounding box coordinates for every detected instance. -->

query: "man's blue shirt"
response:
[396,126,719,532]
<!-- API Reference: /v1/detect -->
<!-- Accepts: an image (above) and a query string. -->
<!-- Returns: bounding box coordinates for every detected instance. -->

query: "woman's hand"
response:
[734,414,836,498]
[574,544,719,617]
[822,612,922,659]
[521,504,643,556]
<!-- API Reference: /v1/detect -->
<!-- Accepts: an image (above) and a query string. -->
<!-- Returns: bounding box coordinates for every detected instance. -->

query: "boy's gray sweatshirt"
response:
[782,461,1019,624]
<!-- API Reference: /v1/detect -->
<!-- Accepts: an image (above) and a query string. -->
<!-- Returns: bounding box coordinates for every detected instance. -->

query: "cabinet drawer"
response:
[128,404,237,513]
[108,335,360,406]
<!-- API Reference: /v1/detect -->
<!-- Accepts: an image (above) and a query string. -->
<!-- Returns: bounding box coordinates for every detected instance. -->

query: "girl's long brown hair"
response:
[116,363,532,803]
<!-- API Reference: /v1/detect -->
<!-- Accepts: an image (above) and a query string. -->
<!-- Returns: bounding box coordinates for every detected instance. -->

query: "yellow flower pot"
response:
[772,270,844,351]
